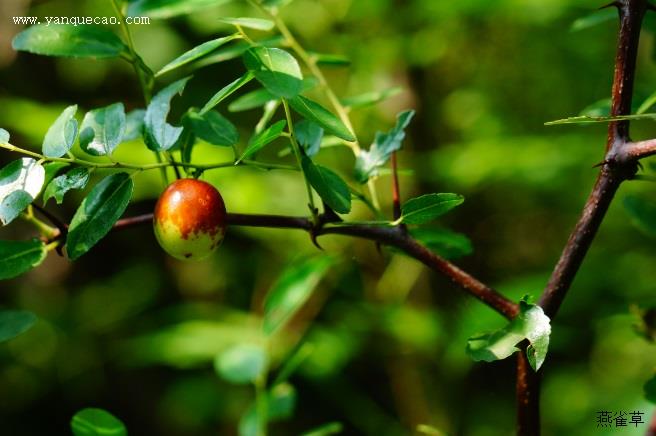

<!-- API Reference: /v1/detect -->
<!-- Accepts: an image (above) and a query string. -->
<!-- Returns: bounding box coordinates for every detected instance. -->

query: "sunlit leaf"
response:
[0,128,9,144]
[71,408,127,436]
[156,35,240,77]
[0,158,45,225]
[79,103,126,156]
[0,240,47,280]
[220,17,275,31]
[200,72,254,115]
[66,173,134,260]
[12,24,127,58]
[295,120,323,157]
[289,96,354,141]
[43,167,90,205]
[144,77,191,151]
[123,109,145,142]
[400,193,464,225]
[0,310,37,342]
[244,47,303,99]
[238,120,286,162]
[43,105,78,158]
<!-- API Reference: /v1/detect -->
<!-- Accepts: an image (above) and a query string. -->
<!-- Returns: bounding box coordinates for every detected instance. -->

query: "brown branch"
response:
[621,138,656,161]
[109,211,519,319]
[516,351,540,436]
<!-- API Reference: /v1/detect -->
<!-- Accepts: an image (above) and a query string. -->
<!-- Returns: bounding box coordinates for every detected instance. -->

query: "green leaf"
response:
[624,195,656,237]
[263,256,335,335]
[144,77,191,151]
[200,72,255,115]
[0,128,9,144]
[0,310,37,342]
[354,110,414,183]
[128,0,231,18]
[311,53,350,67]
[71,408,127,436]
[123,109,145,142]
[545,113,656,125]
[156,35,239,77]
[238,120,287,162]
[570,8,616,32]
[341,87,403,109]
[66,173,134,260]
[220,17,275,31]
[42,105,78,158]
[244,47,303,99]
[188,111,239,147]
[12,24,127,58]
[645,373,656,404]
[229,88,277,112]
[411,228,473,259]
[0,240,47,280]
[578,98,611,117]
[466,300,551,371]
[199,36,284,66]
[214,343,268,384]
[239,383,296,436]
[79,103,126,156]
[43,167,90,205]
[400,193,464,225]
[301,422,344,436]
[295,120,323,157]
[0,158,45,225]
[301,156,351,214]
[289,96,354,142]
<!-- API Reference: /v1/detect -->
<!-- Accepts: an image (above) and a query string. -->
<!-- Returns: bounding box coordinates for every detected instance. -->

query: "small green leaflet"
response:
[123,109,145,142]
[43,105,78,158]
[624,195,656,237]
[0,158,45,225]
[156,35,240,77]
[43,167,90,205]
[0,128,9,144]
[341,87,403,109]
[295,120,323,157]
[645,374,656,404]
[354,110,414,183]
[12,24,127,58]
[188,111,239,147]
[0,310,37,342]
[66,173,134,260]
[0,239,47,280]
[289,96,355,142]
[238,120,287,163]
[244,47,303,99]
[71,408,127,436]
[79,103,126,156]
[214,343,268,384]
[466,300,551,371]
[263,256,335,335]
[301,157,351,214]
[128,0,231,18]
[400,193,464,225]
[220,17,275,31]
[200,72,254,115]
[144,77,191,151]
[229,88,276,112]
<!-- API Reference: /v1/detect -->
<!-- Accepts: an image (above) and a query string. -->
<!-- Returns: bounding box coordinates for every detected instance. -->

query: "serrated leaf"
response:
[0,240,47,280]
[645,374,656,404]
[624,195,656,237]
[0,310,37,342]
[79,103,126,156]
[410,228,473,259]
[244,47,303,99]
[43,167,90,205]
[220,17,275,31]
[466,300,551,371]
[200,72,254,115]
[123,109,145,142]
[12,24,127,58]
[354,110,414,183]
[289,96,354,141]
[301,156,351,214]
[66,173,133,260]
[214,343,268,384]
[43,105,78,158]
[188,111,239,147]
[400,193,464,225]
[128,0,231,18]
[295,120,323,157]
[238,120,286,163]
[144,77,191,151]
[71,408,127,436]
[0,128,9,144]
[156,35,239,77]
[341,87,403,109]
[264,256,334,335]
[0,158,45,225]
[229,88,277,112]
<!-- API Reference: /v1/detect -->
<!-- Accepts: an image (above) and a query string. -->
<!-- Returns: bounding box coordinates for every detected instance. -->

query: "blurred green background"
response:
[1,0,656,435]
